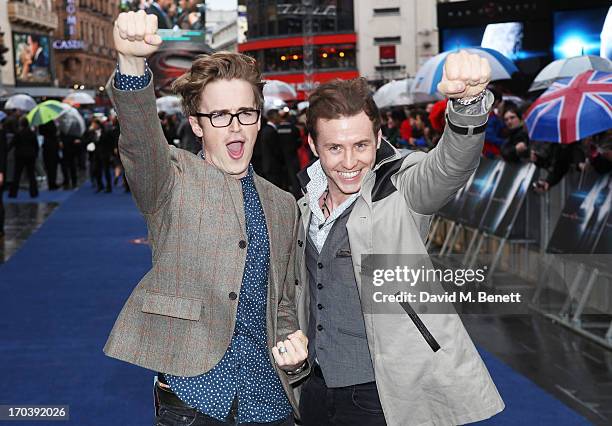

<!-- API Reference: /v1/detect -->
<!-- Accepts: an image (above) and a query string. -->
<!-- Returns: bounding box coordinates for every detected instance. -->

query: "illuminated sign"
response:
[53,39,85,49]
[65,0,77,37]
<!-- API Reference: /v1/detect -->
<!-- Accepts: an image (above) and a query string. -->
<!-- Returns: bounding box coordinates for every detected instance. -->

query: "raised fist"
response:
[437,50,492,99]
[113,10,163,59]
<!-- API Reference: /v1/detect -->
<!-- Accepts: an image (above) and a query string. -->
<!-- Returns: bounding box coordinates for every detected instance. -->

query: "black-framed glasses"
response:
[193,109,261,128]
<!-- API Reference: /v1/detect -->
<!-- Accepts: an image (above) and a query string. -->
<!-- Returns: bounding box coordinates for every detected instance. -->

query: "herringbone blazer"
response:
[103,74,306,411]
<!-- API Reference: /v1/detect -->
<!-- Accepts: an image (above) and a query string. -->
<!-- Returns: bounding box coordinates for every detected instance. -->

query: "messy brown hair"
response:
[306,77,381,142]
[172,51,264,116]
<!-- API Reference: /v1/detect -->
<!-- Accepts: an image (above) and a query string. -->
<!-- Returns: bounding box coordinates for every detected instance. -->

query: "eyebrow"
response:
[321,139,372,147]
[208,107,257,114]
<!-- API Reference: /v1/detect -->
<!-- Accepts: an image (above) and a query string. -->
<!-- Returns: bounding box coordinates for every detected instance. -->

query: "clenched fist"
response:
[272,330,308,372]
[113,10,163,72]
[437,50,492,99]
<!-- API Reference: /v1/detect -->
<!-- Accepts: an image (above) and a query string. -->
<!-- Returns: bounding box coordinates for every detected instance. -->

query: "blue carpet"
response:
[3,188,77,204]
[0,185,593,425]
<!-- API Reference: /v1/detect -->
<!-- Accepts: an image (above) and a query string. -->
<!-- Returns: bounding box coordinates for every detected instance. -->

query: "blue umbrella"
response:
[411,47,519,96]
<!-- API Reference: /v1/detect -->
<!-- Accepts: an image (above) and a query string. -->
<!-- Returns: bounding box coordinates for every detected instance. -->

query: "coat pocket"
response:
[141,291,203,321]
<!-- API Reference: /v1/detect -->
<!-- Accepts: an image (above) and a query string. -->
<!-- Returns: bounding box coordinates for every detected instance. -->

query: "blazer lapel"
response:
[253,175,280,301]
[225,174,247,240]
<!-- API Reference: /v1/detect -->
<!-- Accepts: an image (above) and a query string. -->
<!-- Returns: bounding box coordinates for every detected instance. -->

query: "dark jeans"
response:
[299,366,386,426]
[153,382,294,426]
[0,182,4,234]
[94,155,112,191]
[9,157,38,198]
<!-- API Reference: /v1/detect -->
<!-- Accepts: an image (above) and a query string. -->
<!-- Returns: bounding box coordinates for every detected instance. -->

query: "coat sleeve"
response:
[276,200,311,384]
[106,71,176,215]
[394,92,493,215]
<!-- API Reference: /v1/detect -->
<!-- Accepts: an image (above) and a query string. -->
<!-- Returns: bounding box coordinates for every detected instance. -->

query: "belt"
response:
[155,373,239,422]
[155,378,190,409]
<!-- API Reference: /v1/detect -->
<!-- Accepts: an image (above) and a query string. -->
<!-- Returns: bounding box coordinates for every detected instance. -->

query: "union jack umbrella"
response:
[524,70,612,144]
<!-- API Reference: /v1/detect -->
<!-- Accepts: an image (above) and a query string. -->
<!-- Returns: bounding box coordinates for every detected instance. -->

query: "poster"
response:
[13,32,52,85]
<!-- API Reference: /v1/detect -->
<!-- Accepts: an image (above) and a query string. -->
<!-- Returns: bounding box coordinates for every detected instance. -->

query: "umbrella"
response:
[0,111,6,122]
[373,79,415,108]
[57,104,86,137]
[411,47,518,96]
[63,92,96,105]
[156,95,182,114]
[26,100,67,126]
[529,55,612,92]
[524,70,612,144]
[5,94,37,111]
[263,97,288,114]
[263,80,297,101]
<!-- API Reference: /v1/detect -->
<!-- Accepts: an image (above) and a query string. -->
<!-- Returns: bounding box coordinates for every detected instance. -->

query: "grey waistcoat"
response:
[305,204,376,388]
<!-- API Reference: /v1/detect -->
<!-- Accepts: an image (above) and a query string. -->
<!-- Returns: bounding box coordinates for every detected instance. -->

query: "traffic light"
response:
[0,29,9,67]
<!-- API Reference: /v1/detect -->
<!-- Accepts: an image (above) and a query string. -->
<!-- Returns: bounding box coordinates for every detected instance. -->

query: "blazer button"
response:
[294,279,299,286]
[317,283,323,290]
[298,240,303,247]
[239,240,247,249]
[317,262,323,269]
[317,303,323,310]
[317,324,324,331]
[229,291,237,300]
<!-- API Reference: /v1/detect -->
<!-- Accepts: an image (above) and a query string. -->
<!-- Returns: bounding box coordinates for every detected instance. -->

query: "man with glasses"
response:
[104,11,309,425]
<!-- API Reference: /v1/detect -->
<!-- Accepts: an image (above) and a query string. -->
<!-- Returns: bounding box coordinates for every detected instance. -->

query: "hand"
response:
[516,142,527,153]
[437,50,491,99]
[113,10,162,60]
[0,172,3,186]
[272,330,308,372]
[533,180,550,194]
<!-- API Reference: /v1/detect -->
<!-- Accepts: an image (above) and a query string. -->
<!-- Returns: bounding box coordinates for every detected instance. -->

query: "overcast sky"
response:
[206,0,238,10]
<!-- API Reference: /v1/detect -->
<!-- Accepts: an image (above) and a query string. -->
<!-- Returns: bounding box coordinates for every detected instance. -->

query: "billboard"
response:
[553,6,611,60]
[440,20,551,76]
[12,32,52,86]
[548,171,612,255]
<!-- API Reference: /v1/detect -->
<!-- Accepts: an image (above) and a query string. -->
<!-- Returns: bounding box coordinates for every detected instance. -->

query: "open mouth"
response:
[226,140,245,160]
[338,170,361,181]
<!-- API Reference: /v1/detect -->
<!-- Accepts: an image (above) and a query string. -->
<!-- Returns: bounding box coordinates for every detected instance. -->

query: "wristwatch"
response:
[455,89,487,106]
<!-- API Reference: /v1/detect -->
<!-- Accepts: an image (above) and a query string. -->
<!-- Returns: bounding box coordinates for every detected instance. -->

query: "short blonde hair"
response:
[172,51,264,116]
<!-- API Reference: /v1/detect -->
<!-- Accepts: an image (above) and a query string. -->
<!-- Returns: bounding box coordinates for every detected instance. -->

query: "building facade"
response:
[354,0,438,85]
[0,0,59,95]
[52,0,120,92]
[238,0,358,100]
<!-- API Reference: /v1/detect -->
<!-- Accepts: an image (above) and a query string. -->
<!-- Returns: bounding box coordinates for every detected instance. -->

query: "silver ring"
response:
[279,345,288,354]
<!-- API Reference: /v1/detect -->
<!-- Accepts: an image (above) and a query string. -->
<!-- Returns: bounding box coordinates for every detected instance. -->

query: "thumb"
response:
[144,34,163,46]
[438,80,465,96]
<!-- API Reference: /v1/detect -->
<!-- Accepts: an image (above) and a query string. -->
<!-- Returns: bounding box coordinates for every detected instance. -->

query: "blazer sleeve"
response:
[106,71,176,215]
[276,200,311,384]
[394,92,493,215]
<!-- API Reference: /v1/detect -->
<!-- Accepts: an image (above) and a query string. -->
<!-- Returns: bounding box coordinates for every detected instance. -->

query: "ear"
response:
[376,129,382,149]
[188,116,204,138]
[307,134,319,158]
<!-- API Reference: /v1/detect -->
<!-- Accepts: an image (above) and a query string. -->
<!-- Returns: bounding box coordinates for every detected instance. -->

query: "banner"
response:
[13,32,52,86]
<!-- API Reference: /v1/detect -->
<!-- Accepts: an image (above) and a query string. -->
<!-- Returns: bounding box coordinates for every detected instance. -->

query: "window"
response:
[373,36,401,45]
[373,7,400,16]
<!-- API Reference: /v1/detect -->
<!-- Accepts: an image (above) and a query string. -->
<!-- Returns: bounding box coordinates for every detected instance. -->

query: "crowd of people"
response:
[0,106,127,237]
[378,88,612,194]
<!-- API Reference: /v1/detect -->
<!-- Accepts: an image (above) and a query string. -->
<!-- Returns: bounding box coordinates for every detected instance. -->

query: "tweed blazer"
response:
[103,74,307,411]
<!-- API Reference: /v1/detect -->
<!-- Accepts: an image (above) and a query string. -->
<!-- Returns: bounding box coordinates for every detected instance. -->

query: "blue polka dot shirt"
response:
[165,166,292,423]
[115,69,292,422]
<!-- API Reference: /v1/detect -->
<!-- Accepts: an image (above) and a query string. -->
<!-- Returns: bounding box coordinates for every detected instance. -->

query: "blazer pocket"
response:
[141,291,203,321]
